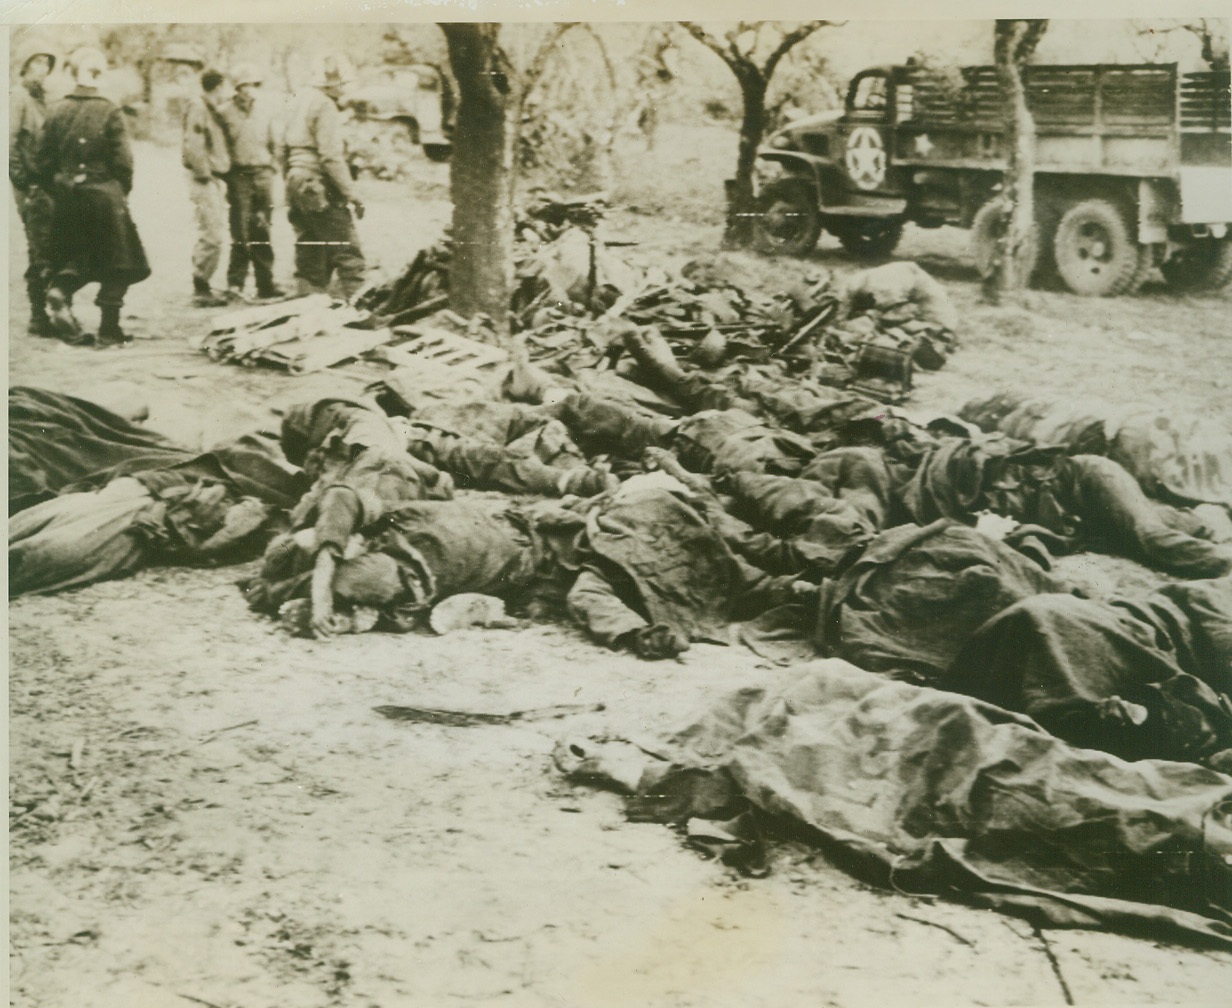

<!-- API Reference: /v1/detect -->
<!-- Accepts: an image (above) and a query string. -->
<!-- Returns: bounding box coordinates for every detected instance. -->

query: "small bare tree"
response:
[679,20,836,246]
[983,18,1048,303]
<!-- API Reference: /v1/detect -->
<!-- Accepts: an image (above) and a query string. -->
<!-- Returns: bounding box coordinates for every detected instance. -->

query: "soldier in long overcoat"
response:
[35,46,150,347]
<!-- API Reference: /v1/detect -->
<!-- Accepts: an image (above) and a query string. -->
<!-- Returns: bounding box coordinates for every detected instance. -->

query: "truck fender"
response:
[757,150,828,194]
[1138,179,1177,246]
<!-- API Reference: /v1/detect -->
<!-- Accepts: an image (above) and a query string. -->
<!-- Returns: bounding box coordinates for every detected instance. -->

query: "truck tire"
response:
[1161,238,1232,292]
[830,218,904,260]
[1053,198,1149,297]
[754,179,821,256]
[970,198,1040,284]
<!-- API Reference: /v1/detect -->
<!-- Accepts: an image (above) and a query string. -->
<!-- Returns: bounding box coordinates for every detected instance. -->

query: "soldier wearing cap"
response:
[277,54,367,301]
[218,63,283,300]
[183,67,233,307]
[9,45,57,336]
[35,47,150,347]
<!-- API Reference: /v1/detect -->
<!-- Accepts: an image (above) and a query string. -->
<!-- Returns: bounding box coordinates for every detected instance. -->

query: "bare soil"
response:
[9,131,1232,1008]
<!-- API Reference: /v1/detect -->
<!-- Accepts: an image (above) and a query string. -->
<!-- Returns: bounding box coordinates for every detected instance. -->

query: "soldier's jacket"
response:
[278,87,353,203]
[217,97,277,169]
[182,95,231,179]
[9,84,46,192]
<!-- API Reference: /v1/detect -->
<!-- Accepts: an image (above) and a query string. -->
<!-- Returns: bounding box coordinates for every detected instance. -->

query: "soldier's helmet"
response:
[232,63,264,88]
[16,43,57,74]
[312,54,356,92]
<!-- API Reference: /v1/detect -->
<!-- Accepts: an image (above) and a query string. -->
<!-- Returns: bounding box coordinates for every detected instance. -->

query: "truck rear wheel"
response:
[971,198,1040,284]
[1161,238,1232,292]
[1053,198,1149,297]
[830,218,904,260]
[754,179,821,256]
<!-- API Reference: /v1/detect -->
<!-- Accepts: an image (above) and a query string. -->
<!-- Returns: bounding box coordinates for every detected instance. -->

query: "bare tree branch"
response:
[765,20,832,79]
[1015,19,1049,64]
[679,21,740,74]
[521,21,579,108]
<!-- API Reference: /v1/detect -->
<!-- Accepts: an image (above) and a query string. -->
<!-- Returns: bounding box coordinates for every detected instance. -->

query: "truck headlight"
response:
[771,133,792,149]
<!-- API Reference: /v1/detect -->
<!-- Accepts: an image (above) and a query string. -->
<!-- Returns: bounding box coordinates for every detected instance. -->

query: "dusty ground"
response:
[9,130,1232,1008]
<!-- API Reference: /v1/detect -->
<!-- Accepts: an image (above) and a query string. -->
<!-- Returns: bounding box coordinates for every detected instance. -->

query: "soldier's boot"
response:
[623,325,688,389]
[254,264,285,301]
[96,305,131,348]
[193,276,229,308]
[26,281,54,338]
[44,287,89,345]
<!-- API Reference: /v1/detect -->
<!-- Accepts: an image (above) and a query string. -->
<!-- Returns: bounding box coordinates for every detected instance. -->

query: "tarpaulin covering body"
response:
[645,658,1232,945]
[9,386,186,512]
[10,387,304,513]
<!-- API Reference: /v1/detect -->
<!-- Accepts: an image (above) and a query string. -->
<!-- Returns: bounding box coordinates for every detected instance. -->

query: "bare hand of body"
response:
[310,550,348,638]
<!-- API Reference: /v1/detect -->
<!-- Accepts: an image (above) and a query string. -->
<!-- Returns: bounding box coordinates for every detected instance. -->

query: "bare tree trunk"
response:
[441,23,514,334]
[726,71,767,247]
[985,19,1048,303]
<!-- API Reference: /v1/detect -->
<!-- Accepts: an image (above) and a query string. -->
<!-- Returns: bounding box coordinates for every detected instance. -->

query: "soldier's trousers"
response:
[15,185,53,311]
[286,172,365,300]
[405,426,608,497]
[225,168,276,292]
[189,175,227,288]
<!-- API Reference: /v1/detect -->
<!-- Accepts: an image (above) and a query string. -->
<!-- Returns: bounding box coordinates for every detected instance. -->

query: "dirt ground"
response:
[9,131,1232,1008]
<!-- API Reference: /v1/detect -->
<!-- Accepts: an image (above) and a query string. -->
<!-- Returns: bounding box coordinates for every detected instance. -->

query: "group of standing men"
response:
[184,54,367,309]
[10,44,368,347]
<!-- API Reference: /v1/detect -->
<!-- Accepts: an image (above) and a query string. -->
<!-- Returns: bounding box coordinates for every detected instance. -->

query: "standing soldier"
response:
[183,69,232,307]
[279,54,367,301]
[218,64,284,301]
[9,45,57,337]
[36,47,150,348]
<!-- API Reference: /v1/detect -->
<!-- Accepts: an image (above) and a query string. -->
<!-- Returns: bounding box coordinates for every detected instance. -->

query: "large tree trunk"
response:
[441,23,514,334]
[985,20,1047,303]
[726,69,766,247]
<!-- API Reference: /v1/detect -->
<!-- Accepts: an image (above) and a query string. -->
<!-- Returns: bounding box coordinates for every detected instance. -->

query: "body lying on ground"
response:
[8,387,303,595]
[243,470,798,658]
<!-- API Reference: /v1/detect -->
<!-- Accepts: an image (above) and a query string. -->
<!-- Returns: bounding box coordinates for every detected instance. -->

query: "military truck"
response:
[754,62,1232,295]
[345,64,454,163]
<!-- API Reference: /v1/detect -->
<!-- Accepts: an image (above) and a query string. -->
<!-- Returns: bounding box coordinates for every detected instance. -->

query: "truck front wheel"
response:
[1160,238,1232,292]
[754,179,821,256]
[829,218,904,260]
[1053,198,1149,297]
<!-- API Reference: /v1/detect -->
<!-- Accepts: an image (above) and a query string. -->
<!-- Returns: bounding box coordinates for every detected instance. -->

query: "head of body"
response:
[200,68,229,110]
[231,63,263,112]
[19,50,55,98]
[65,46,106,92]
